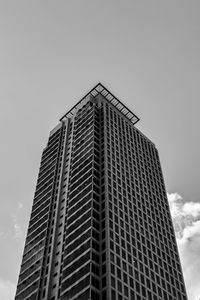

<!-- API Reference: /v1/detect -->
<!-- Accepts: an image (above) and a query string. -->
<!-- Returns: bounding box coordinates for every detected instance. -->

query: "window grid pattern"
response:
[15,89,188,300]
[104,103,187,300]
[60,100,104,300]
[15,125,66,300]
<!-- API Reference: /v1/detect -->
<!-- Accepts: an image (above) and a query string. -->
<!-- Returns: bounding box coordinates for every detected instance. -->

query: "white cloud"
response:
[13,223,23,240]
[182,202,200,219]
[18,202,23,209]
[177,220,200,300]
[11,214,23,240]
[0,278,15,300]
[167,192,200,300]
[168,192,182,204]
[167,193,200,220]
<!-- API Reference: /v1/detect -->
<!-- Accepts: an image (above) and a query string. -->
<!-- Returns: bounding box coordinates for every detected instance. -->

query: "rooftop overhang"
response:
[60,83,140,125]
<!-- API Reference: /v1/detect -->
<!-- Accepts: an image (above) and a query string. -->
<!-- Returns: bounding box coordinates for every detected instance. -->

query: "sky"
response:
[0,1,200,299]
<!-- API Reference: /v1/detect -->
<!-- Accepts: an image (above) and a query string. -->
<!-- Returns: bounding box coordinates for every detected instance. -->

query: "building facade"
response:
[15,84,188,300]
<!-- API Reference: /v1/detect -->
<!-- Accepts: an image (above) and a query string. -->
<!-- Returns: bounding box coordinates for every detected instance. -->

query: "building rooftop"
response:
[60,83,140,125]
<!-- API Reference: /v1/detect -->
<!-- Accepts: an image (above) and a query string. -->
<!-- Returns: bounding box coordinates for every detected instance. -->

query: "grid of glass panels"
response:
[60,100,104,300]
[15,88,188,300]
[15,126,66,300]
[104,103,187,300]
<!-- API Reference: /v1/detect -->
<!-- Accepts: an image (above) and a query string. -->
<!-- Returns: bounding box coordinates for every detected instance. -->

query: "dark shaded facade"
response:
[15,84,188,300]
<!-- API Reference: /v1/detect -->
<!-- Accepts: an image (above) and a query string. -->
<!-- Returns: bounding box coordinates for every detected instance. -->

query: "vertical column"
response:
[38,123,66,300]
[15,124,64,300]
[60,100,95,299]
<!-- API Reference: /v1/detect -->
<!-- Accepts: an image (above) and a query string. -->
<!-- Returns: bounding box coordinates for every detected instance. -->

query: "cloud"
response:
[167,193,200,300]
[182,202,200,219]
[18,202,23,209]
[13,223,23,240]
[11,214,23,240]
[177,221,200,300]
[0,278,15,300]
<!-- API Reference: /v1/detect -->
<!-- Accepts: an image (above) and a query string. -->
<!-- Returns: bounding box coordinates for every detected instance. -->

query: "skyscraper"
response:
[15,83,188,300]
